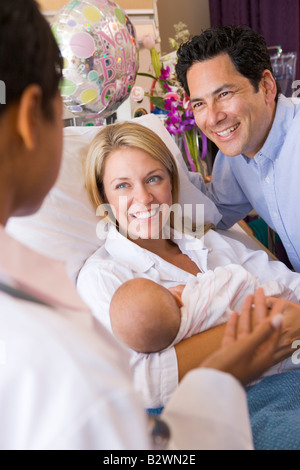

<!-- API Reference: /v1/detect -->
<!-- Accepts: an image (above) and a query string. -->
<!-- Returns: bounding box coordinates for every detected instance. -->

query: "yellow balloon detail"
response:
[83,7,101,23]
[80,89,98,104]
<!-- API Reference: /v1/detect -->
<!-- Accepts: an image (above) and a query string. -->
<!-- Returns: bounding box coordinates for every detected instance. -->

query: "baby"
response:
[109,264,298,373]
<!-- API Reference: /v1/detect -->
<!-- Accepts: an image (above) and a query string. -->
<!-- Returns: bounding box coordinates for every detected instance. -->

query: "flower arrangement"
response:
[168,21,190,52]
[131,24,207,174]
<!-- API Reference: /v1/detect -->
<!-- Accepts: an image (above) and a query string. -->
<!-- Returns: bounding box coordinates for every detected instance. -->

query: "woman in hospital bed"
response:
[77,121,300,410]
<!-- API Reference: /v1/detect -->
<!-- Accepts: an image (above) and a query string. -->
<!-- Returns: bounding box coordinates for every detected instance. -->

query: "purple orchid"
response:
[159,66,171,81]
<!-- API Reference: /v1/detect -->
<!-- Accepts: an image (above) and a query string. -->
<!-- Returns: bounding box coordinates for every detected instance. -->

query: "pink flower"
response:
[142,34,155,50]
[131,86,145,102]
[183,94,191,109]
[163,83,172,92]
[164,92,181,102]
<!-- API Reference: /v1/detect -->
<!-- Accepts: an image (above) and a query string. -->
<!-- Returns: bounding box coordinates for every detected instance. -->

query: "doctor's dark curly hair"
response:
[0,0,63,119]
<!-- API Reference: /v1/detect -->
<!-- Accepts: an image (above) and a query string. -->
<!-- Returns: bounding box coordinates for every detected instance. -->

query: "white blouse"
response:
[77,224,300,408]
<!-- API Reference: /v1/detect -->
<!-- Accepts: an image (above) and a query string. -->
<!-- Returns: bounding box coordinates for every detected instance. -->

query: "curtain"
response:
[209,0,300,82]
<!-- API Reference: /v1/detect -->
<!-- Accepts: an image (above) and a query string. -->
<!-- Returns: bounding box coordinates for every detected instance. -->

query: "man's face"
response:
[187,53,276,158]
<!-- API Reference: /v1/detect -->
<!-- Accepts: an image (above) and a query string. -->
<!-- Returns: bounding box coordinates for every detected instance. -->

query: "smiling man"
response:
[176,25,300,272]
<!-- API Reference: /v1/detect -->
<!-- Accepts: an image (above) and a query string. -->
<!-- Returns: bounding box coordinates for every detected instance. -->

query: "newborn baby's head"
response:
[109,278,182,353]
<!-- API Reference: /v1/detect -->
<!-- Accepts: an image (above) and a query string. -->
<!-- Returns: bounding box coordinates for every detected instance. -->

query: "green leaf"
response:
[137,72,157,81]
[150,48,162,78]
[149,96,166,110]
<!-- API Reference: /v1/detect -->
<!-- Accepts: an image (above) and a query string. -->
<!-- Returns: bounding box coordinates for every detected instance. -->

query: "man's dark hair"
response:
[0,0,63,119]
[176,25,280,100]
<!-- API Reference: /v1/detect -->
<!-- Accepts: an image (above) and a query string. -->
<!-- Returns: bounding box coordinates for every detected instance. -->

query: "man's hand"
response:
[266,296,300,364]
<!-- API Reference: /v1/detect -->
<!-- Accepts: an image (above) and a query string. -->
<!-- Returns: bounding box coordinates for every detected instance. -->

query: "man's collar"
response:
[254,94,296,162]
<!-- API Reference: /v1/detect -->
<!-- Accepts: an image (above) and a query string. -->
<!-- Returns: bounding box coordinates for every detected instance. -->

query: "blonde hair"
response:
[84,121,179,209]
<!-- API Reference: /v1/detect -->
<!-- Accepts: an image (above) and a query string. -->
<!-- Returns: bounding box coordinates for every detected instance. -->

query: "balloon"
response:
[52,0,139,119]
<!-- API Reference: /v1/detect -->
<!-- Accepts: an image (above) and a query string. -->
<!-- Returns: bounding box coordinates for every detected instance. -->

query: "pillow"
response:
[6,114,221,283]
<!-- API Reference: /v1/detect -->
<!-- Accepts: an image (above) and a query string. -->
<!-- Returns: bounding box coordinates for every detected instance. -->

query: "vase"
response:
[175,127,208,177]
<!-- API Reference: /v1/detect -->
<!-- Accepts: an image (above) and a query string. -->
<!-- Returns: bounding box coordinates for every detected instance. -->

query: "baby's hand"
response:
[168,285,185,307]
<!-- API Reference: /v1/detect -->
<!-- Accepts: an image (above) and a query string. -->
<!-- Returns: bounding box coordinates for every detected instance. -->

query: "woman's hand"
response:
[266,296,300,364]
[200,288,283,385]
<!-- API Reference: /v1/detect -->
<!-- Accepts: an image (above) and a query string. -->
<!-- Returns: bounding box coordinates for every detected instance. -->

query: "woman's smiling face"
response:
[102,146,173,240]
